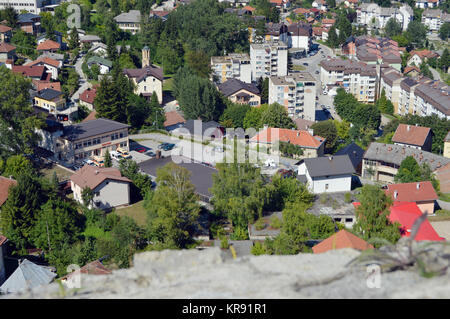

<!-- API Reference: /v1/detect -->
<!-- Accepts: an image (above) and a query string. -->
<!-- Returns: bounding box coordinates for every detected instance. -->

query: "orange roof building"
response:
[164,111,186,130]
[0,176,17,207]
[385,181,438,215]
[312,230,373,254]
[392,124,432,152]
[37,39,60,52]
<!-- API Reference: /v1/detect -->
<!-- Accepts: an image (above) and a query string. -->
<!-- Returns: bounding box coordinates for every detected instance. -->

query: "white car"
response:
[323,91,328,95]
[110,151,121,160]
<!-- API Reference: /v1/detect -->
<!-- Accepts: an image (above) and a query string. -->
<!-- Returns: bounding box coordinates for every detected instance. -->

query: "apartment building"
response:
[268,72,316,120]
[416,0,441,8]
[362,142,450,183]
[210,53,251,84]
[286,22,312,52]
[320,58,378,103]
[422,9,450,31]
[55,118,130,164]
[0,0,48,14]
[114,10,141,34]
[250,40,288,81]
[380,67,403,113]
[357,3,413,31]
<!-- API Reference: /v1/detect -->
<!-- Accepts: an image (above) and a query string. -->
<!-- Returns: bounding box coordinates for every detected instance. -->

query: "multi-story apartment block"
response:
[286,22,312,52]
[268,72,316,120]
[416,0,441,9]
[397,77,450,119]
[250,40,288,82]
[320,59,378,103]
[380,67,403,113]
[210,53,251,84]
[422,9,450,32]
[0,0,57,14]
[357,3,413,31]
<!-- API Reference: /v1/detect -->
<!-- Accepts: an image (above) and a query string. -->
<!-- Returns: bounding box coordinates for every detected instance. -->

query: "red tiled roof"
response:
[0,176,17,206]
[312,229,373,254]
[250,127,325,149]
[270,0,283,4]
[82,110,98,122]
[61,260,111,281]
[12,65,46,79]
[0,235,7,246]
[0,24,12,33]
[385,181,438,203]
[409,49,439,60]
[392,124,431,147]
[79,86,99,105]
[37,39,60,51]
[434,162,450,194]
[164,111,186,127]
[294,8,310,14]
[322,18,335,25]
[242,5,256,11]
[403,66,420,75]
[26,57,61,68]
[35,81,61,92]
[0,42,15,53]
[353,202,444,241]
[70,165,131,190]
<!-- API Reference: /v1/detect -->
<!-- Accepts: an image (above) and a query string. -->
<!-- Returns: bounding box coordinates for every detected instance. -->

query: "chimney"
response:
[407,125,410,131]
[416,182,420,190]
[329,156,333,161]
[297,131,300,137]
[394,190,398,199]
[9,175,13,179]
[95,170,99,175]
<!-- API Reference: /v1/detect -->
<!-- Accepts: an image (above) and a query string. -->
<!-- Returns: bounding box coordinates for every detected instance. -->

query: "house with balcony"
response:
[250,40,288,81]
[34,88,65,113]
[114,10,141,34]
[25,57,62,80]
[218,78,261,106]
[210,53,251,84]
[362,142,450,183]
[17,13,41,35]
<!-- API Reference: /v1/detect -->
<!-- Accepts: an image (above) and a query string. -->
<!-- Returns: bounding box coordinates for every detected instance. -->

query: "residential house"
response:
[268,72,317,120]
[362,142,450,183]
[88,43,108,57]
[320,58,378,103]
[123,65,164,104]
[0,24,12,42]
[0,259,57,294]
[36,39,60,53]
[218,78,261,106]
[312,229,373,254]
[79,85,99,111]
[297,155,355,193]
[80,34,102,47]
[87,56,112,75]
[250,126,326,158]
[70,165,131,210]
[250,40,288,81]
[17,13,41,35]
[421,9,450,31]
[286,22,312,52]
[0,42,15,64]
[321,18,335,28]
[164,111,186,131]
[416,0,441,8]
[55,118,130,164]
[33,88,74,122]
[11,65,49,81]
[61,259,111,287]
[26,57,62,80]
[407,50,440,67]
[392,124,432,152]
[403,66,420,78]
[444,131,450,158]
[353,201,444,241]
[114,10,141,34]
[335,142,364,174]
[0,176,17,208]
[149,10,171,21]
[294,118,315,131]
[264,22,288,43]
[312,0,328,11]
[385,181,438,215]
[380,67,403,113]
[435,162,450,193]
[210,53,251,84]
[34,80,61,92]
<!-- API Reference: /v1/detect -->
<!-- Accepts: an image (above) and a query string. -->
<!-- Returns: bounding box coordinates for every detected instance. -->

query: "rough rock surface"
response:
[4,240,450,299]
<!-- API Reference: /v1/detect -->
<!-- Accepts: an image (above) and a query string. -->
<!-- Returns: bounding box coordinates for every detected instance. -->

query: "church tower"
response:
[142,46,150,68]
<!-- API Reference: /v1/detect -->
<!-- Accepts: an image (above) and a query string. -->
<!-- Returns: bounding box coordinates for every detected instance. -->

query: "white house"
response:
[297,155,355,194]
[86,56,113,75]
[25,57,62,80]
[70,165,132,210]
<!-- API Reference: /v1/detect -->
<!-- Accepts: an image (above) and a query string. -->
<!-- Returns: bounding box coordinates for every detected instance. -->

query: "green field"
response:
[114,200,147,226]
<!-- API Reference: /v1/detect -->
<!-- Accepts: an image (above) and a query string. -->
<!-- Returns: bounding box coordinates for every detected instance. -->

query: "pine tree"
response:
[104,149,112,167]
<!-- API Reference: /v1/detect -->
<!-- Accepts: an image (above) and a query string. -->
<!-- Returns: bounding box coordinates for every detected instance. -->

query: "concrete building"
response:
[0,0,49,14]
[444,131,450,158]
[210,53,251,84]
[320,58,378,103]
[380,67,403,113]
[71,165,131,210]
[218,78,261,106]
[268,72,316,120]
[357,3,413,31]
[413,80,450,119]
[362,142,450,183]
[421,9,450,31]
[250,40,288,81]
[297,155,355,194]
[114,10,141,34]
[55,118,130,164]
[391,124,432,152]
[286,22,312,52]
[416,0,441,9]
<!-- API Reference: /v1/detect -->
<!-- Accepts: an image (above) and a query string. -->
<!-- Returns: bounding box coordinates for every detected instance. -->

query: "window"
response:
[325,184,329,190]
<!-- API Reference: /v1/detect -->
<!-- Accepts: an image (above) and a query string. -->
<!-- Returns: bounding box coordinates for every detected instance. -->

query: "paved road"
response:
[71,55,90,104]
[430,67,442,82]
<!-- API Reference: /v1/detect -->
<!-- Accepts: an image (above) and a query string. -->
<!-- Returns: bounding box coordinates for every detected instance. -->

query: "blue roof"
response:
[18,13,40,23]
[0,259,56,294]
[335,142,364,170]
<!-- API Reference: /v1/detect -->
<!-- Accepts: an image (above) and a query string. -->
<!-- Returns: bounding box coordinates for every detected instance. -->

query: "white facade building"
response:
[250,40,288,82]
[357,3,413,31]
[210,53,251,84]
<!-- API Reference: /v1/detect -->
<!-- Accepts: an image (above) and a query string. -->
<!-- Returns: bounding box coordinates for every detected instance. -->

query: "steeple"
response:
[142,46,150,68]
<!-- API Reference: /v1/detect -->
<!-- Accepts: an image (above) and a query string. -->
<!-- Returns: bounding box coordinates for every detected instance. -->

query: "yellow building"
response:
[34,88,66,114]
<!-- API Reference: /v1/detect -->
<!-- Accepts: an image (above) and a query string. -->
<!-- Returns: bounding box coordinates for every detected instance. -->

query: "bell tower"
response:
[142,46,150,68]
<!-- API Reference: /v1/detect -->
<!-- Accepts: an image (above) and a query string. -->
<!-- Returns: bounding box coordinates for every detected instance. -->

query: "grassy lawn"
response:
[163,76,174,93]
[40,164,74,181]
[439,192,450,202]
[429,209,450,222]
[114,200,147,226]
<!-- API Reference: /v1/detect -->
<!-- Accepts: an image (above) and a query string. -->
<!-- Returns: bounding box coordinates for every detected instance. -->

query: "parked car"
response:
[158,143,169,149]
[135,147,147,153]
[82,159,94,166]
[117,147,132,159]
[303,62,309,66]
[315,70,319,74]
[72,164,81,171]
[92,156,105,167]
[146,151,156,157]
[110,151,121,160]
[162,143,175,151]
[323,91,328,95]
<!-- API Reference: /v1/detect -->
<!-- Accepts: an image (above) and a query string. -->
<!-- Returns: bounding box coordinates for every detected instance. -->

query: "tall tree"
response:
[384,18,402,38]
[260,103,296,129]
[406,20,427,48]
[311,120,338,151]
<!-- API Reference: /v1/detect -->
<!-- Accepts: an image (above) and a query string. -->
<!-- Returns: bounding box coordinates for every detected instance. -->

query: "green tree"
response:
[327,26,339,48]
[185,49,211,78]
[220,103,251,128]
[352,185,401,247]
[376,89,394,115]
[243,104,267,129]
[146,163,200,248]
[406,20,427,48]
[384,18,402,38]
[260,103,296,129]
[11,30,37,59]
[3,155,33,178]
[311,120,338,151]
[395,155,422,183]
[257,77,269,104]
[81,187,94,207]
[119,158,153,197]
[439,22,450,41]
[68,26,79,50]
[104,149,112,167]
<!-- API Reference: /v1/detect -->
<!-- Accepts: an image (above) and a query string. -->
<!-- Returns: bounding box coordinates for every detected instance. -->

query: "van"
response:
[116,147,132,159]
[92,156,105,167]
[110,151,121,160]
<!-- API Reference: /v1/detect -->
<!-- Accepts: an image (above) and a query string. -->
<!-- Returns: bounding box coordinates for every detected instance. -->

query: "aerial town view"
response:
[0,0,449,305]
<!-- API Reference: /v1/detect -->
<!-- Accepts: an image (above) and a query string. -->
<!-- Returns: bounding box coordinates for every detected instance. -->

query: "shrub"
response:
[270,215,282,229]
[251,242,267,256]
[255,218,266,231]
[220,236,229,249]
[320,194,330,204]
[344,192,352,203]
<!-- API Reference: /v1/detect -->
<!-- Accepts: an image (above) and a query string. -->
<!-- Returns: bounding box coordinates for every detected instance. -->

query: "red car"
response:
[135,147,147,153]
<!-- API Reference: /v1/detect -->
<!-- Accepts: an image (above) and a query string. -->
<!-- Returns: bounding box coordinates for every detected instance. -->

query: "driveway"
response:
[70,55,90,103]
